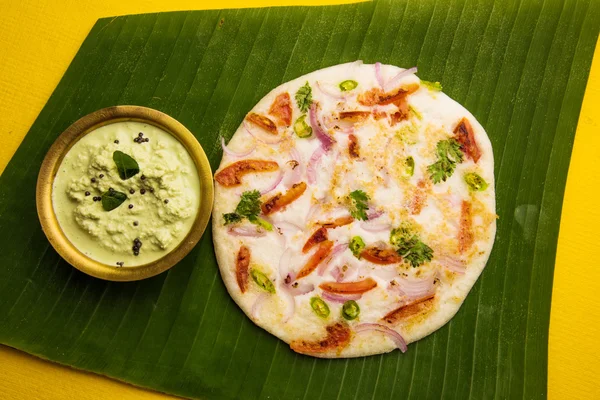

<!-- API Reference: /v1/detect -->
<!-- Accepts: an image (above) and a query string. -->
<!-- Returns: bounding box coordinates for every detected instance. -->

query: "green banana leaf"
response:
[0,0,598,398]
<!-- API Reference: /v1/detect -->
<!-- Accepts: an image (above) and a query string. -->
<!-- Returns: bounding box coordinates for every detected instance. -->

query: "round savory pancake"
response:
[212,61,496,358]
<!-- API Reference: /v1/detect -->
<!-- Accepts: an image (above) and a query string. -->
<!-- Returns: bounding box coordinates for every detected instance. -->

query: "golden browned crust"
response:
[454,117,481,163]
[348,134,360,158]
[382,294,436,325]
[290,322,351,355]
[268,92,292,127]
[261,182,307,215]
[319,278,378,294]
[357,84,419,106]
[215,159,279,187]
[246,112,278,134]
[410,179,429,215]
[361,246,402,265]
[236,246,250,293]
[339,111,371,121]
[458,200,474,254]
[319,215,354,228]
[296,240,334,279]
[302,227,329,253]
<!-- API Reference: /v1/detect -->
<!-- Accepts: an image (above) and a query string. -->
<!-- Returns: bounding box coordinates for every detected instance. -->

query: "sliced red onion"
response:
[375,62,385,88]
[260,169,284,195]
[279,284,296,322]
[330,261,358,282]
[287,280,315,296]
[309,103,335,151]
[278,248,293,280]
[342,263,359,281]
[384,66,418,92]
[251,293,269,319]
[393,275,435,298]
[274,227,287,247]
[322,291,362,303]
[220,136,256,158]
[440,255,466,274]
[276,221,302,233]
[228,226,267,237]
[367,210,383,220]
[323,114,354,134]
[284,148,303,188]
[316,81,347,100]
[355,323,408,353]
[318,243,348,276]
[331,266,342,282]
[307,146,326,184]
[244,121,283,145]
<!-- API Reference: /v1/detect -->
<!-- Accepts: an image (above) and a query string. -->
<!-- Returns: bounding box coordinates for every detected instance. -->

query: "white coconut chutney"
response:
[52,121,200,267]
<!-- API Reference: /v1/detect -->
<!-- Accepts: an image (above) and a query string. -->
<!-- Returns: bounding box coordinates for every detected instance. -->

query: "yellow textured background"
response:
[0,1,598,399]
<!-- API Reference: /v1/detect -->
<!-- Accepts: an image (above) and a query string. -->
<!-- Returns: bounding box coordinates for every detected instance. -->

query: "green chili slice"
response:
[349,236,366,259]
[405,156,415,177]
[342,300,360,320]
[464,172,488,192]
[310,296,330,318]
[339,80,358,92]
[293,114,312,138]
[250,269,275,293]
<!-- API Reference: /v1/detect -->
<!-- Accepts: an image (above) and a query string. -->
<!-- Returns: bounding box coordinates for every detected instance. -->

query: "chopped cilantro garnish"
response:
[295,81,313,113]
[403,240,434,268]
[421,80,443,91]
[427,139,464,183]
[234,190,262,219]
[390,225,433,268]
[223,190,271,230]
[347,190,370,221]
[223,213,243,225]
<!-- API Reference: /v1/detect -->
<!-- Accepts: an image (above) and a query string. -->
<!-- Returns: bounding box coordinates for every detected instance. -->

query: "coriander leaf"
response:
[439,139,464,164]
[390,226,433,268]
[427,139,464,183]
[113,151,140,180]
[235,190,262,220]
[222,190,264,227]
[402,240,433,268]
[347,190,370,221]
[101,189,127,211]
[390,227,417,253]
[295,81,313,113]
[223,213,242,225]
[421,80,443,91]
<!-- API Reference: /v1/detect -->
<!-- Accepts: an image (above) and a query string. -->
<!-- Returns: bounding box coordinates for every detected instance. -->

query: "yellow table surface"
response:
[0,0,598,399]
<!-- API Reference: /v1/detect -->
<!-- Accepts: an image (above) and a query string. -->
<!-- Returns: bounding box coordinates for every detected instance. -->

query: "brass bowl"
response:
[36,106,214,282]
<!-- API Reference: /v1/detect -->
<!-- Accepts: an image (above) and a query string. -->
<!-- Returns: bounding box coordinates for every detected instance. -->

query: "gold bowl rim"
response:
[36,106,214,282]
